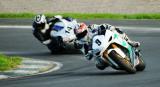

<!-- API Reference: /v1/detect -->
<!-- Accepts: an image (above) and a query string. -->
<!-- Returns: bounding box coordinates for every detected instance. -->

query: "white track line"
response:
[0,75,9,79]
[0,25,32,29]
[0,25,159,30]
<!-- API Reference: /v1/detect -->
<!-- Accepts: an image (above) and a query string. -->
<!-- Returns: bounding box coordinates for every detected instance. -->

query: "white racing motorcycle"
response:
[47,18,77,53]
[92,30,145,73]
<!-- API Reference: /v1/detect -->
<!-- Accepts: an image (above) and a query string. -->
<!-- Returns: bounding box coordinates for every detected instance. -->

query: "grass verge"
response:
[0,54,22,71]
[0,13,160,19]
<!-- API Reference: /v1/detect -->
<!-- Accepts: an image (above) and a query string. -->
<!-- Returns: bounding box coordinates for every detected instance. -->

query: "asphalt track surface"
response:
[0,20,160,87]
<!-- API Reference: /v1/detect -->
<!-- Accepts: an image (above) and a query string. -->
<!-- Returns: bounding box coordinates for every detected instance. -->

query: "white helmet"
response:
[34,14,47,24]
[34,14,47,30]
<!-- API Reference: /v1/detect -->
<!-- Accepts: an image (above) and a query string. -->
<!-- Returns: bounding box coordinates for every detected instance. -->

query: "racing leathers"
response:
[32,15,78,52]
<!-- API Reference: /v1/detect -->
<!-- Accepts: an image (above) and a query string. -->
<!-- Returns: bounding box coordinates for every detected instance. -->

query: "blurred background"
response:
[0,0,160,14]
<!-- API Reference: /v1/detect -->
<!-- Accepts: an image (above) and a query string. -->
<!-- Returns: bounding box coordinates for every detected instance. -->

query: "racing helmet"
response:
[34,14,47,30]
[98,24,108,35]
[74,23,88,40]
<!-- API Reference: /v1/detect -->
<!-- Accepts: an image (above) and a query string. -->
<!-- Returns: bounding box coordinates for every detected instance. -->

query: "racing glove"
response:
[85,50,93,60]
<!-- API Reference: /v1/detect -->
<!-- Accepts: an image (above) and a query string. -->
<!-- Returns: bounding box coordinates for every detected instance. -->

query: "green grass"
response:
[0,54,22,71]
[0,13,160,19]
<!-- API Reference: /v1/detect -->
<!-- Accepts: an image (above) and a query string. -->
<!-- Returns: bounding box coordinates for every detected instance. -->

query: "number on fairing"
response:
[95,39,101,46]
[65,27,72,33]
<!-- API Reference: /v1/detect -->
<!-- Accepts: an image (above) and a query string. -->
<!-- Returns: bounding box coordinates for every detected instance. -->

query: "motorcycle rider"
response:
[74,23,140,70]
[32,14,78,53]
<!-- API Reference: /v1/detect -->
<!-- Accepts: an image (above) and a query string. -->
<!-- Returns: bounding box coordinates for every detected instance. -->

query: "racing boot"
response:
[123,34,140,47]
[85,50,93,60]
[128,40,140,48]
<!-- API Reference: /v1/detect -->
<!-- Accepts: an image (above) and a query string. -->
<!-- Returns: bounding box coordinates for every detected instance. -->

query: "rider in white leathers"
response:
[32,14,79,53]
[74,23,140,70]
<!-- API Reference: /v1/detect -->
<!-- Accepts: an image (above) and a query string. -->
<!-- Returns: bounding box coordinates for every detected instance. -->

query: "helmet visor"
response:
[36,23,45,30]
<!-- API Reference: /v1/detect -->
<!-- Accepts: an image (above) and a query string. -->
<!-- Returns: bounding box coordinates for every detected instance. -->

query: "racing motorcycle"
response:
[91,30,145,73]
[47,19,77,53]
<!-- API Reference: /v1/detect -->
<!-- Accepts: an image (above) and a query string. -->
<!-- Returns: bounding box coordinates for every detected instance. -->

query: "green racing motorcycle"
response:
[91,30,145,74]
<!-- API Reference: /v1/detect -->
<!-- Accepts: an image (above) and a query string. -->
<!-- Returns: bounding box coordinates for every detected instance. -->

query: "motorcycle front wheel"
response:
[108,50,136,74]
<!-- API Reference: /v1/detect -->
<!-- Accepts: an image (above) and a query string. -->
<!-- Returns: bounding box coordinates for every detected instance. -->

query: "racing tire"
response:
[74,42,83,49]
[47,38,66,54]
[108,50,136,74]
[136,57,145,71]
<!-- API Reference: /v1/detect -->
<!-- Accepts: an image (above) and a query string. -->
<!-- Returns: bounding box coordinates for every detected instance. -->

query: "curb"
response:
[0,58,63,80]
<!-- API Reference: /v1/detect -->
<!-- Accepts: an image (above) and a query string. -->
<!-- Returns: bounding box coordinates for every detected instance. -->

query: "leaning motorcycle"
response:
[47,19,77,53]
[91,30,145,73]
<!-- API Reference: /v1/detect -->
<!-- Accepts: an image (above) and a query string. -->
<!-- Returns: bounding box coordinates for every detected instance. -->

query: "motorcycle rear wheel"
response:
[136,57,146,71]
